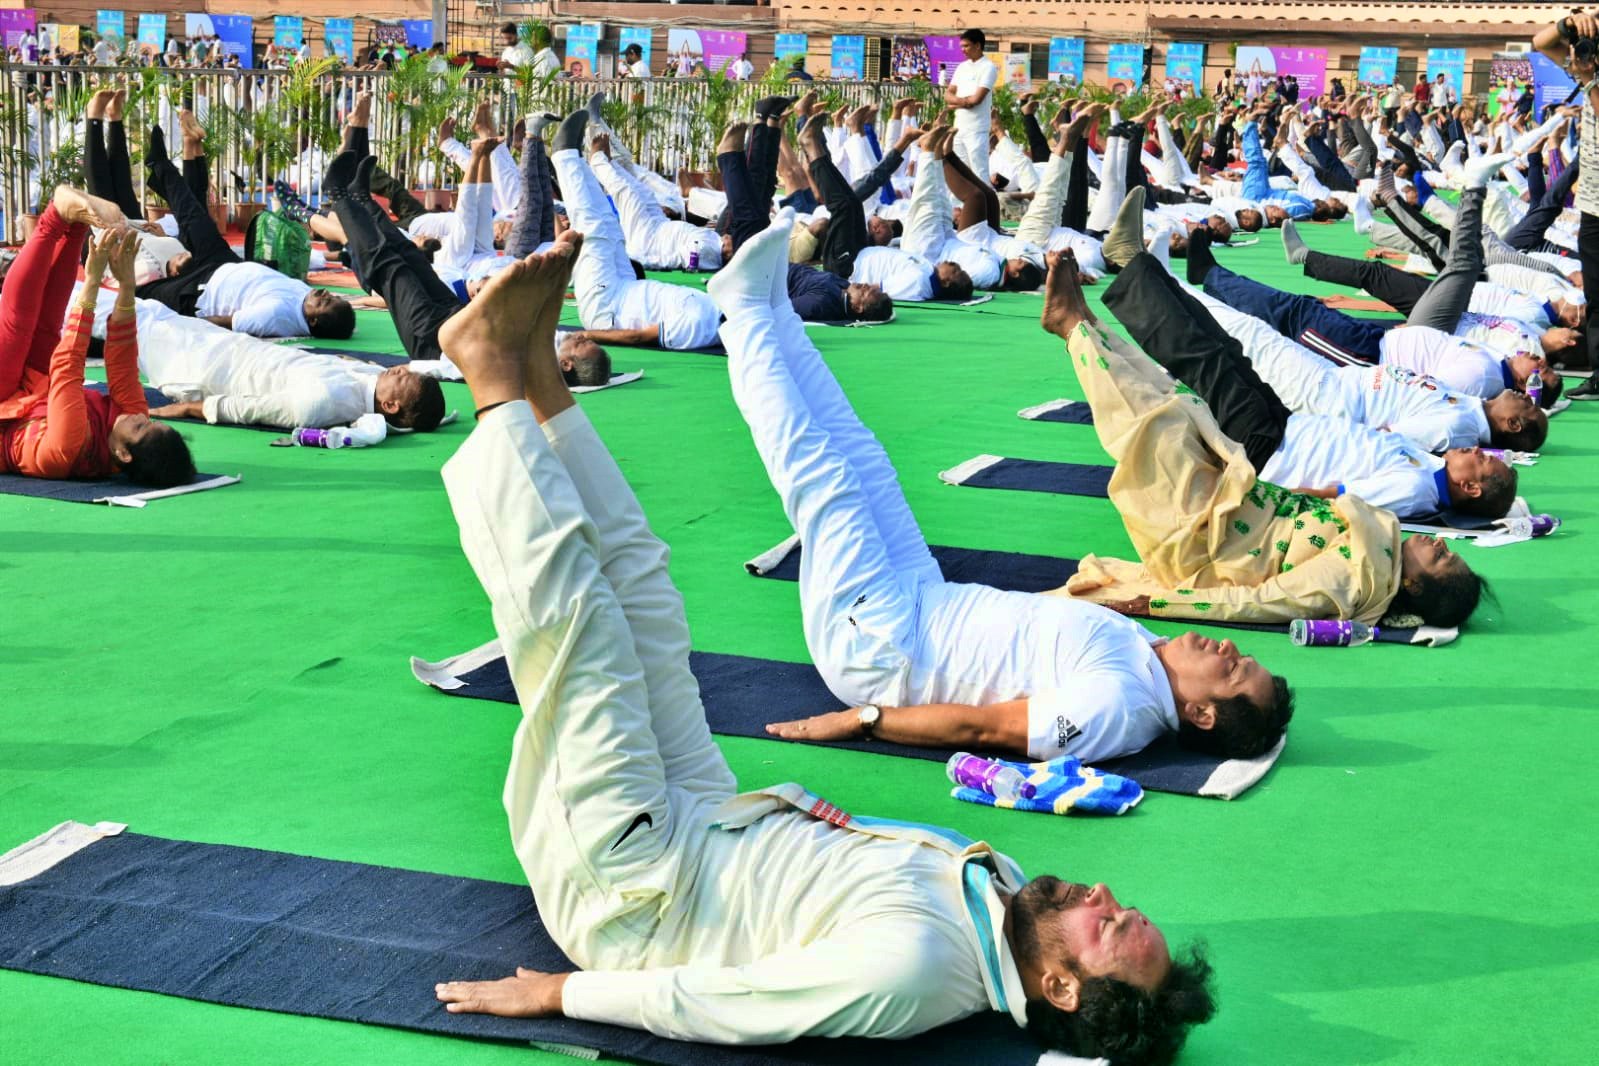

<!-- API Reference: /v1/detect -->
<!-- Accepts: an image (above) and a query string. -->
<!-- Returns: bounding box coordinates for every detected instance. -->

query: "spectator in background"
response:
[788,55,813,81]
[728,51,755,81]
[1413,72,1431,109]
[944,28,998,183]
[622,42,650,78]
[498,21,534,72]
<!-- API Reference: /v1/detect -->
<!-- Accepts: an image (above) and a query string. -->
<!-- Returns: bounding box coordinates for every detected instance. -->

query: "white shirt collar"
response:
[361,371,378,414]
[965,863,1033,1028]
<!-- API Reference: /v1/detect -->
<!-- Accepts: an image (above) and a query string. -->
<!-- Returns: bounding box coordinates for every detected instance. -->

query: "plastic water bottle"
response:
[1289,619,1376,647]
[946,752,1036,801]
[291,427,348,449]
[1529,514,1561,537]
[687,247,700,272]
[1525,373,1542,406]
[1481,447,1507,462]
[1498,513,1561,539]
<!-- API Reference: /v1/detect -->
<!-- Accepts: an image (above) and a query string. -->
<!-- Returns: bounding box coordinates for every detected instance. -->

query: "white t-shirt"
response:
[1260,413,1447,518]
[532,47,560,77]
[93,40,115,65]
[1453,312,1542,362]
[500,42,535,70]
[1467,283,1552,327]
[617,280,721,350]
[950,57,998,133]
[850,247,934,301]
[1486,263,1581,304]
[1332,364,1489,452]
[1379,325,1509,399]
[728,58,754,81]
[194,262,311,338]
[625,59,650,78]
[909,584,1178,764]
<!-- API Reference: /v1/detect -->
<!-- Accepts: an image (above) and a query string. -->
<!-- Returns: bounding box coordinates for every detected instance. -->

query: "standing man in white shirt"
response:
[496,21,534,73]
[429,225,1219,1063]
[728,51,755,81]
[621,42,649,78]
[944,29,999,184]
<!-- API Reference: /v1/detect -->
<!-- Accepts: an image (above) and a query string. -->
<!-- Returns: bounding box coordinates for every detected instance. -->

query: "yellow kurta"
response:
[1050,322,1403,625]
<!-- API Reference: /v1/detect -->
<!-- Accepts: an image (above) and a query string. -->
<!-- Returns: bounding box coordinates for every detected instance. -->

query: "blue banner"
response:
[136,13,165,55]
[212,14,254,69]
[273,15,303,50]
[325,17,354,64]
[1164,42,1204,91]
[830,35,865,81]
[775,33,808,63]
[564,23,599,78]
[1426,47,1467,99]
[1048,37,1083,84]
[1106,43,1146,89]
[96,10,124,47]
[1357,46,1399,87]
[1530,52,1578,118]
[619,27,652,72]
[403,19,433,50]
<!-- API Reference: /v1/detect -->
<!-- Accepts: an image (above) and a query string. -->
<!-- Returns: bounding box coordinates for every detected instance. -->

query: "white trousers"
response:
[951,120,991,184]
[441,136,524,216]
[721,291,940,707]
[442,402,737,970]
[553,148,641,332]
[1085,133,1129,233]
[592,155,714,271]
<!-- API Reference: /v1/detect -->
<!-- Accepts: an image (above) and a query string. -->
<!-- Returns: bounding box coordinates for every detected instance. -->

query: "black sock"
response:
[146,126,169,169]
[1185,228,1217,286]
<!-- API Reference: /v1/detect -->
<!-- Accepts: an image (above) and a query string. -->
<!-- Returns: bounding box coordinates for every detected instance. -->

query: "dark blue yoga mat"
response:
[0,830,1035,1066]
[296,345,412,368]
[0,470,237,504]
[1019,402,1096,426]
[946,458,1113,498]
[423,647,1252,795]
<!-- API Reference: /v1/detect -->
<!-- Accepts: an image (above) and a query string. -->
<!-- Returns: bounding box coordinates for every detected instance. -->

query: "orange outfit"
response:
[0,305,145,479]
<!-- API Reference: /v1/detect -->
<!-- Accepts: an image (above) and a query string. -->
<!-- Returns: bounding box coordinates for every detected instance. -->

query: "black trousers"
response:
[1022,111,1050,163]
[1504,159,1581,252]
[336,196,460,361]
[1062,141,1090,231]
[1580,212,1599,374]
[1305,134,1357,192]
[1103,253,1290,473]
[811,153,867,279]
[1303,250,1428,315]
[133,155,237,315]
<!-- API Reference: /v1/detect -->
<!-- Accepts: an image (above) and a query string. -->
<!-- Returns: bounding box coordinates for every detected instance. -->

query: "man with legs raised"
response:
[432,224,1218,1065]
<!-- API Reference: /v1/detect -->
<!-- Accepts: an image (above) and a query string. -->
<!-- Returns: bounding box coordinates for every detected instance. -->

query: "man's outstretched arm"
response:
[767,699,1028,756]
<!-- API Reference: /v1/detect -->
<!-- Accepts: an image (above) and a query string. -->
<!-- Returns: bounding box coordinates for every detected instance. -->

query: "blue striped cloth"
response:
[953,755,1144,816]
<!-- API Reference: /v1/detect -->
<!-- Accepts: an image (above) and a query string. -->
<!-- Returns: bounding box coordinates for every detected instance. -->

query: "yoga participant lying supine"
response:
[0,196,193,487]
[429,222,1217,1066]
[1037,247,1484,631]
[723,207,1291,768]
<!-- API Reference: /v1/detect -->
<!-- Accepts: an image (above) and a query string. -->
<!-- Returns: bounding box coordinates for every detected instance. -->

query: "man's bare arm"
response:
[766,699,1029,756]
[575,325,662,348]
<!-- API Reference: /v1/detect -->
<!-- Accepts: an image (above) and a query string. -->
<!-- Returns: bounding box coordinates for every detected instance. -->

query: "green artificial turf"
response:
[3,223,1596,1066]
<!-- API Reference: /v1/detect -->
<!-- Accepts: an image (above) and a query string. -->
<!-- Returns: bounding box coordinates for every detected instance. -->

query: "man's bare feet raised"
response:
[717,122,748,156]
[106,89,127,122]
[87,89,114,120]
[524,232,586,420]
[1063,106,1098,153]
[472,98,496,141]
[1041,251,1095,339]
[179,110,205,157]
[439,257,547,412]
[54,186,125,230]
[798,111,828,160]
[350,91,372,128]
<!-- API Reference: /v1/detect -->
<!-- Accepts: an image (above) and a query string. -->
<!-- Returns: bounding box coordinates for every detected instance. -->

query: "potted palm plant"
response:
[387,51,474,209]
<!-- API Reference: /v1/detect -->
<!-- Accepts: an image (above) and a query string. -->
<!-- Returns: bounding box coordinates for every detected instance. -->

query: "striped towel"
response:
[953,755,1144,816]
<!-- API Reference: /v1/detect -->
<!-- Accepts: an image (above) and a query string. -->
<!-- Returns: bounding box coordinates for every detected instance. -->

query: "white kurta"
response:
[193,262,311,338]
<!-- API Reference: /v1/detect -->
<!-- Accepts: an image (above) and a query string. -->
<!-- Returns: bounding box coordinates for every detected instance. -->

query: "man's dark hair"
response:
[623,43,642,59]
[392,375,445,431]
[1393,565,1484,628]
[1494,406,1547,452]
[1235,208,1263,233]
[960,29,987,49]
[501,21,518,36]
[123,423,196,487]
[853,288,894,322]
[1310,202,1333,223]
[562,345,612,387]
[1003,260,1044,292]
[1452,463,1517,519]
[1177,675,1293,758]
[306,298,356,339]
[932,262,973,302]
[1025,945,1217,1066]
[420,236,442,262]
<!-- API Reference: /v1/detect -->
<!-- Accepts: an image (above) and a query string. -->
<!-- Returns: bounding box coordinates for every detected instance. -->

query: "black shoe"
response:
[756,95,794,122]
[322,149,360,205]
[146,125,170,170]
[1569,376,1599,400]
[552,110,589,154]
[273,180,314,223]
[352,155,377,202]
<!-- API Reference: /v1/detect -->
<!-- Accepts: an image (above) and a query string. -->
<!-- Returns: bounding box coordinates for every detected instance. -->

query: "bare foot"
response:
[179,110,205,156]
[589,132,611,159]
[439,259,544,409]
[473,99,495,141]
[717,122,748,155]
[107,89,127,122]
[471,136,501,156]
[795,90,819,116]
[1020,94,1038,117]
[916,123,944,154]
[54,186,126,229]
[529,231,584,347]
[1063,107,1097,152]
[1041,251,1094,338]
[797,112,827,157]
[87,89,114,120]
[350,91,372,127]
[437,116,456,146]
[847,104,874,132]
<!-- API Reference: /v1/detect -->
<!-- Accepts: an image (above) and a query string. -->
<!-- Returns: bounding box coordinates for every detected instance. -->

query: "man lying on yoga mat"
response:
[1,196,194,487]
[133,119,355,341]
[721,207,1290,767]
[1036,247,1483,629]
[430,222,1217,1065]
[1103,192,1518,523]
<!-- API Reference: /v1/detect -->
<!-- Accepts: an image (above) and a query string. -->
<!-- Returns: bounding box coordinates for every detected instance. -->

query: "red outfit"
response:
[0,205,146,479]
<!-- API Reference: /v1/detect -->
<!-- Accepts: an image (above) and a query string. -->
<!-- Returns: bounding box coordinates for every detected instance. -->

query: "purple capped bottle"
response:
[1289,619,1376,647]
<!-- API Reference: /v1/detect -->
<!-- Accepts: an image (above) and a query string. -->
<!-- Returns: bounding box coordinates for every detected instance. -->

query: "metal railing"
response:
[0,63,895,243]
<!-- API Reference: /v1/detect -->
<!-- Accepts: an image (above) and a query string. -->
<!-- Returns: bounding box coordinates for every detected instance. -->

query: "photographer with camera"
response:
[1536,10,1599,397]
